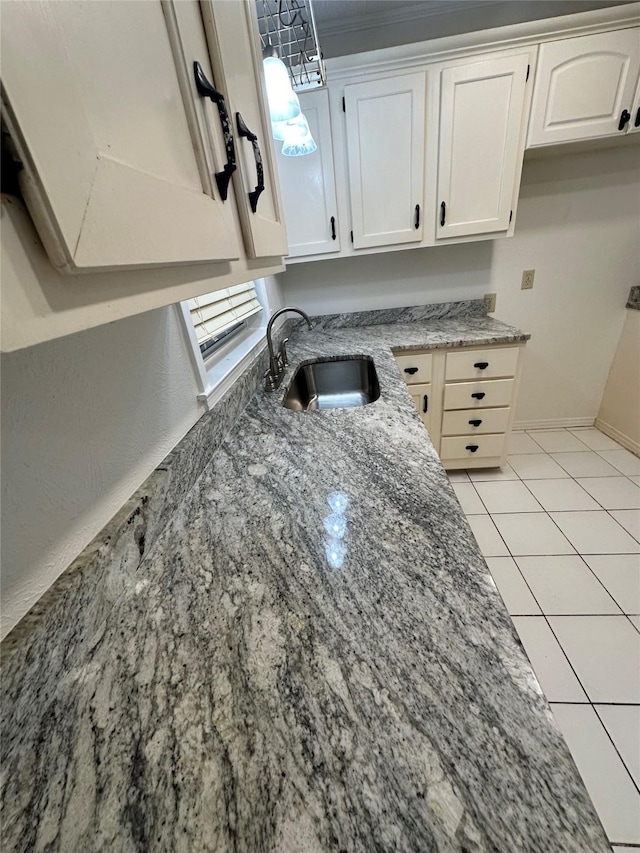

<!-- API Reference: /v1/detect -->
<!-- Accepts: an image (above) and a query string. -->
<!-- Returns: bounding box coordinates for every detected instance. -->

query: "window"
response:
[178,277,281,409]
[188,281,262,360]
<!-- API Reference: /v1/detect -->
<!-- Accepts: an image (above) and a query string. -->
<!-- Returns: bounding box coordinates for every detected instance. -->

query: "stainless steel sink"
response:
[282,357,380,411]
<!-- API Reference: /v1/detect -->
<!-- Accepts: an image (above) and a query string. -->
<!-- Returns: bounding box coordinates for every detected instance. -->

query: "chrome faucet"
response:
[264,306,313,391]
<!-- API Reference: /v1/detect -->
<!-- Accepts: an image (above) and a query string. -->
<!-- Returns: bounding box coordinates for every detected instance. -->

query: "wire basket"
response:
[256,0,326,90]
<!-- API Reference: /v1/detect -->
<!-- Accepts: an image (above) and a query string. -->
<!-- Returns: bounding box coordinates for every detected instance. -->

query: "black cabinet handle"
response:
[236,112,264,213]
[330,216,336,240]
[618,109,631,131]
[423,394,429,414]
[471,392,485,400]
[193,61,236,201]
[468,419,482,427]
[440,201,446,227]
[404,366,419,375]
[474,361,489,370]
[414,204,420,229]
[635,107,640,128]
[465,445,479,453]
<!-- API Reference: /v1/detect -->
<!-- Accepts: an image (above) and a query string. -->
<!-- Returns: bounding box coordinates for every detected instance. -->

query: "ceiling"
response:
[311,0,635,57]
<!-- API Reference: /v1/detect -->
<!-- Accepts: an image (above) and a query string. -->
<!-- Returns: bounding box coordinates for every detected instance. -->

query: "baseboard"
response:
[594,418,640,457]
[512,417,595,431]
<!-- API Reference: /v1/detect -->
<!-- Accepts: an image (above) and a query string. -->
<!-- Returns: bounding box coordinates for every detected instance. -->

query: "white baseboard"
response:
[594,418,640,457]
[512,417,595,431]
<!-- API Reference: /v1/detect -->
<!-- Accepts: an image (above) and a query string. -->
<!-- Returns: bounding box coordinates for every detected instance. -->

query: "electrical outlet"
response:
[521,269,535,290]
[484,292,497,312]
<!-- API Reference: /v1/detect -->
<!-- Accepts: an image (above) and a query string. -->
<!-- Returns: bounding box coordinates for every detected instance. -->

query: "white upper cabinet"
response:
[276,88,340,259]
[344,73,426,250]
[527,28,640,147]
[436,53,530,240]
[200,0,288,259]
[1,0,241,273]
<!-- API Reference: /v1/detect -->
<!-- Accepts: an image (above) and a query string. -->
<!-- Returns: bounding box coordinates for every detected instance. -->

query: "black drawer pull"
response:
[423,394,429,414]
[414,204,420,229]
[404,367,419,375]
[618,109,631,131]
[471,392,485,400]
[330,216,336,240]
[635,107,640,128]
[466,445,479,453]
[468,419,482,427]
[440,200,446,227]
[474,361,489,370]
[193,61,236,201]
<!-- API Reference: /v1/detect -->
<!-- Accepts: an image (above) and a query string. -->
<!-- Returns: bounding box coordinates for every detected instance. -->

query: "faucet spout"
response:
[265,307,314,391]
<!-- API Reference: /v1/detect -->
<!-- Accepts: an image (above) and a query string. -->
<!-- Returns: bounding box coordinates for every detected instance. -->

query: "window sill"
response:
[197,326,268,410]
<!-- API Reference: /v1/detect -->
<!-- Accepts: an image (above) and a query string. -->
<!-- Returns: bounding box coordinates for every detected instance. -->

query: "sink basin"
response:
[283,357,380,411]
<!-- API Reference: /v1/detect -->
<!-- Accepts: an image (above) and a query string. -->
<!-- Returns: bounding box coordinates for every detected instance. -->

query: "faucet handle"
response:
[263,368,276,391]
[279,337,289,367]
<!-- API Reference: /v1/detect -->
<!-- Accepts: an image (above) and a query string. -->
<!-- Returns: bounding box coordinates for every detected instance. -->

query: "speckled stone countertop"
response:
[1,312,611,851]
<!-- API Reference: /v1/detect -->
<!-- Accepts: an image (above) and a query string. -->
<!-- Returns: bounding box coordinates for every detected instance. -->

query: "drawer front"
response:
[444,378,515,410]
[440,433,505,461]
[395,353,433,384]
[441,406,511,436]
[445,347,519,381]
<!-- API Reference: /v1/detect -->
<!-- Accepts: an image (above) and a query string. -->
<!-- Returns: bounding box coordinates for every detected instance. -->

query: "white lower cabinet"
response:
[396,342,524,469]
[409,383,433,434]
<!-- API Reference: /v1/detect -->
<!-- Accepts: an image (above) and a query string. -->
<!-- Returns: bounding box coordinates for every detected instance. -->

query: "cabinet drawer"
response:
[440,433,505,461]
[444,378,515,410]
[395,353,433,384]
[445,347,519,381]
[442,407,511,436]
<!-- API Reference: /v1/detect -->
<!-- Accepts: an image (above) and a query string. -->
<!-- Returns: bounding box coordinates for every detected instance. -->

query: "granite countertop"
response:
[1,312,611,852]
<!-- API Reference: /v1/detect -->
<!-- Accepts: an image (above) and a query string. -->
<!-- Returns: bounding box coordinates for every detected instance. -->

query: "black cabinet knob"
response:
[471,392,485,400]
[465,445,479,453]
[474,361,489,370]
[404,366,419,375]
[618,109,631,131]
[468,419,482,427]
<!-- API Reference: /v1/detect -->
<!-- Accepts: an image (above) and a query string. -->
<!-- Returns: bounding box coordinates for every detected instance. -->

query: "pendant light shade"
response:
[281,113,317,157]
[263,54,301,123]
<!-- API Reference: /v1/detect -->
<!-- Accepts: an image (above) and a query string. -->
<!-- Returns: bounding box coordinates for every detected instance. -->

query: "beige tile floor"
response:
[450,427,640,848]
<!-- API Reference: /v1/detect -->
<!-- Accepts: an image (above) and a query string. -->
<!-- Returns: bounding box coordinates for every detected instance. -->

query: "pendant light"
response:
[281,113,317,156]
[262,43,301,124]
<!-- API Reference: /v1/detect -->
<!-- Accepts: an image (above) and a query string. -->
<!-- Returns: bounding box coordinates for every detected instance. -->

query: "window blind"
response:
[188,281,262,355]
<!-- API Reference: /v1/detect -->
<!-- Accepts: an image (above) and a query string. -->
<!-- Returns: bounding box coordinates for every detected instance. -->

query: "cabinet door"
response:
[436,54,529,240]
[276,88,340,258]
[344,73,425,250]
[200,0,288,260]
[410,383,433,434]
[1,0,240,273]
[527,29,640,146]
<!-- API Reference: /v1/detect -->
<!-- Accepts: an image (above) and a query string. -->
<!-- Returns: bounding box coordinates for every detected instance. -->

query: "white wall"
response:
[0,307,202,639]
[280,145,640,427]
